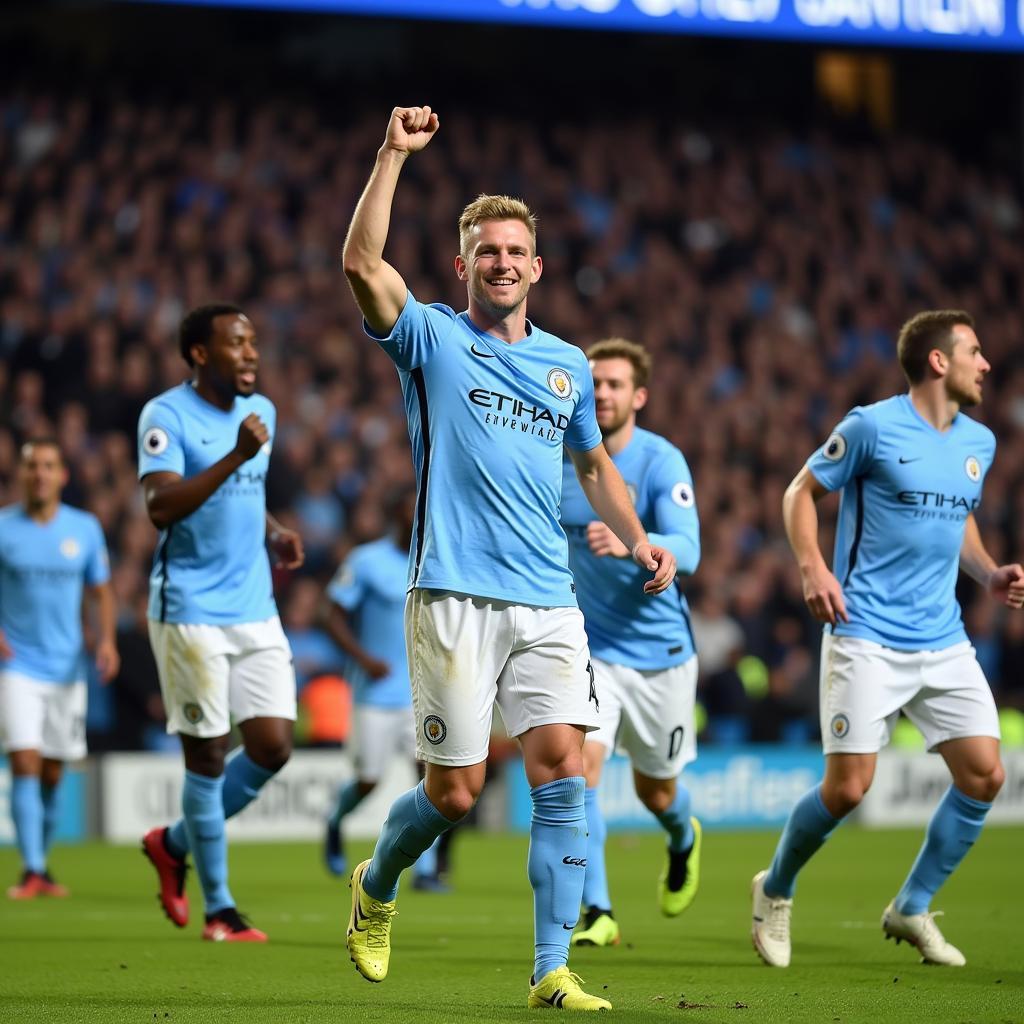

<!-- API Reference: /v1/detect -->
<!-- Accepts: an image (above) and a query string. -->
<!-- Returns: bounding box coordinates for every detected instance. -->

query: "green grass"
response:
[1,828,1021,1023]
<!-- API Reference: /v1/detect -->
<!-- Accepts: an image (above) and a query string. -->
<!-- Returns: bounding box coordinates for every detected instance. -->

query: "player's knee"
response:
[432,784,479,821]
[823,778,867,817]
[637,784,674,815]
[959,760,1004,802]
[251,738,292,774]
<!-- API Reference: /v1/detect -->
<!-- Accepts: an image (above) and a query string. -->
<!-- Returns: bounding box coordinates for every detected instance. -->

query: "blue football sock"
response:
[181,770,233,914]
[581,787,611,911]
[655,781,695,854]
[894,785,991,916]
[528,776,587,983]
[764,784,839,899]
[41,783,60,856]
[413,835,441,879]
[363,782,458,902]
[11,776,46,874]
[328,780,366,829]
[166,749,276,858]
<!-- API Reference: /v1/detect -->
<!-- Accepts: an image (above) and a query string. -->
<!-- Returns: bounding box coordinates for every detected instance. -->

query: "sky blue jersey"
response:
[327,537,411,709]
[561,428,700,670]
[0,503,110,683]
[809,394,996,651]
[367,292,602,608]
[137,383,277,626]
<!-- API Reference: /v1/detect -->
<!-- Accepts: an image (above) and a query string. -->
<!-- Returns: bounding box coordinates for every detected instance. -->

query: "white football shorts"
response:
[587,655,698,779]
[352,704,417,782]
[405,589,600,766]
[148,616,297,738]
[0,671,88,761]
[820,634,1000,755]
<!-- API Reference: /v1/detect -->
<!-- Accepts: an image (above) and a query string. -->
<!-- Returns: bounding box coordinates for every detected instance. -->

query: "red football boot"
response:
[7,871,47,900]
[38,871,69,897]
[141,827,189,927]
[201,907,268,942]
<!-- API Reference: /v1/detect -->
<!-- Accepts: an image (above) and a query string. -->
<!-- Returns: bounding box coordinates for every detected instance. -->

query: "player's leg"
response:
[6,747,47,898]
[39,758,63,857]
[410,710,451,891]
[882,645,1002,965]
[622,658,701,917]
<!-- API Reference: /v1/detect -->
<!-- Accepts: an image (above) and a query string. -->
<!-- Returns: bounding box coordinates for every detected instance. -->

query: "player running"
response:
[138,303,304,942]
[561,339,701,948]
[340,105,676,1011]
[1,439,118,898]
[752,310,1024,968]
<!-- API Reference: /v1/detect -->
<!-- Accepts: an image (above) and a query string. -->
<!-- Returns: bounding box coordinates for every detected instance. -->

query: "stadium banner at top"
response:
[142,0,1024,52]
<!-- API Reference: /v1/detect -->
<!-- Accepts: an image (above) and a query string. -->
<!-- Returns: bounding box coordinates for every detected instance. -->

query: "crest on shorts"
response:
[547,368,573,401]
[822,433,847,461]
[183,703,204,725]
[142,427,169,456]
[964,456,981,482]
[423,715,447,745]
[830,713,850,739]
[59,538,80,560]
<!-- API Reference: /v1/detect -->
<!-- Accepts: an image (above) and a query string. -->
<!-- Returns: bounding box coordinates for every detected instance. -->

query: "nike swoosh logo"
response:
[201,438,216,445]
[470,342,495,358]
[353,897,369,930]
[562,923,575,930]
[898,456,921,464]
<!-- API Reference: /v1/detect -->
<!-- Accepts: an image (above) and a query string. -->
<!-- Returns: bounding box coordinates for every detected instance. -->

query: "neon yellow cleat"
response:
[659,816,702,917]
[346,859,397,982]
[570,909,620,948]
[528,967,612,1010]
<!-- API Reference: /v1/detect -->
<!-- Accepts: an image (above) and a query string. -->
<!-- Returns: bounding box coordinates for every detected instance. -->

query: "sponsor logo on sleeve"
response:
[671,482,695,508]
[143,427,169,456]
[822,433,847,461]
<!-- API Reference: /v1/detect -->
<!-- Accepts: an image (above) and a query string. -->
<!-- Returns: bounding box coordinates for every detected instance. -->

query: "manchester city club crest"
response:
[183,702,205,725]
[423,715,447,745]
[964,455,981,482]
[546,368,572,401]
[830,713,850,739]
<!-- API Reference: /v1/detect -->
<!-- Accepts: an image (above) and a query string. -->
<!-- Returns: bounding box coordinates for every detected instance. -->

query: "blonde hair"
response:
[586,338,651,390]
[458,195,537,257]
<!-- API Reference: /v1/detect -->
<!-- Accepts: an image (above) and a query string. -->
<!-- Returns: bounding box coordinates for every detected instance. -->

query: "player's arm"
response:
[143,414,267,530]
[85,581,119,683]
[960,513,1024,609]
[319,596,390,681]
[342,106,439,336]
[783,463,848,626]
[266,512,304,570]
[568,444,676,595]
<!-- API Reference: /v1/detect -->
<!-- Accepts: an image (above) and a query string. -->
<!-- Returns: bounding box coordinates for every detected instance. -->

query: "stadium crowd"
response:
[3,89,1024,749]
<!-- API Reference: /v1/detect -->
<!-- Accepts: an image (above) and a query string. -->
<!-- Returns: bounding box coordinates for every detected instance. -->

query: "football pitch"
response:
[1,828,1021,1023]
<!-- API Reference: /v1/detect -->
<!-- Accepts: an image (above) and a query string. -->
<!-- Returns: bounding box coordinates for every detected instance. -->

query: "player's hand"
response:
[988,563,1024,609]
[384,105,439,155]
[269,527,305,569]
[0,629,12,660]
[586,521,629,558]
[95,640,120,684]
[234,414,269,461]
[632,542,677,595]
[801,562,849,626]
[360,655,391,681]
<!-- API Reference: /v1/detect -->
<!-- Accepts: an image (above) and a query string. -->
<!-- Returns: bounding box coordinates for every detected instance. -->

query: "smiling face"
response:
[19,441,66,512]
[455,218,541,322]
[942,323,990,407]
[194,313,259,398]
[591,356,648,436]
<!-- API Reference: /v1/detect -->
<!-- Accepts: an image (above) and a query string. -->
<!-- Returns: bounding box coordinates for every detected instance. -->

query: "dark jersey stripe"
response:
[411,368,432,584]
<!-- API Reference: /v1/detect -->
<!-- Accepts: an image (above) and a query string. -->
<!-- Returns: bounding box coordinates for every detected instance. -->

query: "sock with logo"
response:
[893,785,991,916]
[181,770,233,914]
[41,782,61,856]
[763,784,839,899]
[362,782,459,902]
[655,781,695,854]
[327,779,366,830]
[11,775,46,874]
[166,748,276,858]
[528,775,587,982]
[581,787,611,911]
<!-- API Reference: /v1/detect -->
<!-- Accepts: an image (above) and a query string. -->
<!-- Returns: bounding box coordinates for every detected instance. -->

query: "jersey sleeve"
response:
[363,291,460,371]
[807,407,877,491]
[646,446,701,576]
[84,515,111,587]
[137,399,186,479]
[564,353,602,452]
[327,551,366,611]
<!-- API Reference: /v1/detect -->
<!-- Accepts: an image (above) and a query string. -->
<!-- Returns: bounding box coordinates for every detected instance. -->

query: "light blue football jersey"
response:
[561,428,700,670]
[809,394,996,651]
[327,537,411,709]
[137,383,277,625]
[0,503,110,683]
[367,292,602,608]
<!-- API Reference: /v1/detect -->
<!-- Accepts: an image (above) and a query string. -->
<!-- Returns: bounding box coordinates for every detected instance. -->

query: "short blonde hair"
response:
[458,195,537,257]
[586,338,651,390]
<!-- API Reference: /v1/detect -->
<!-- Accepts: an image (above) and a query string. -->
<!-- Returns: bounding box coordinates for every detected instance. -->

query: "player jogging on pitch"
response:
[751,310,1024,968]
